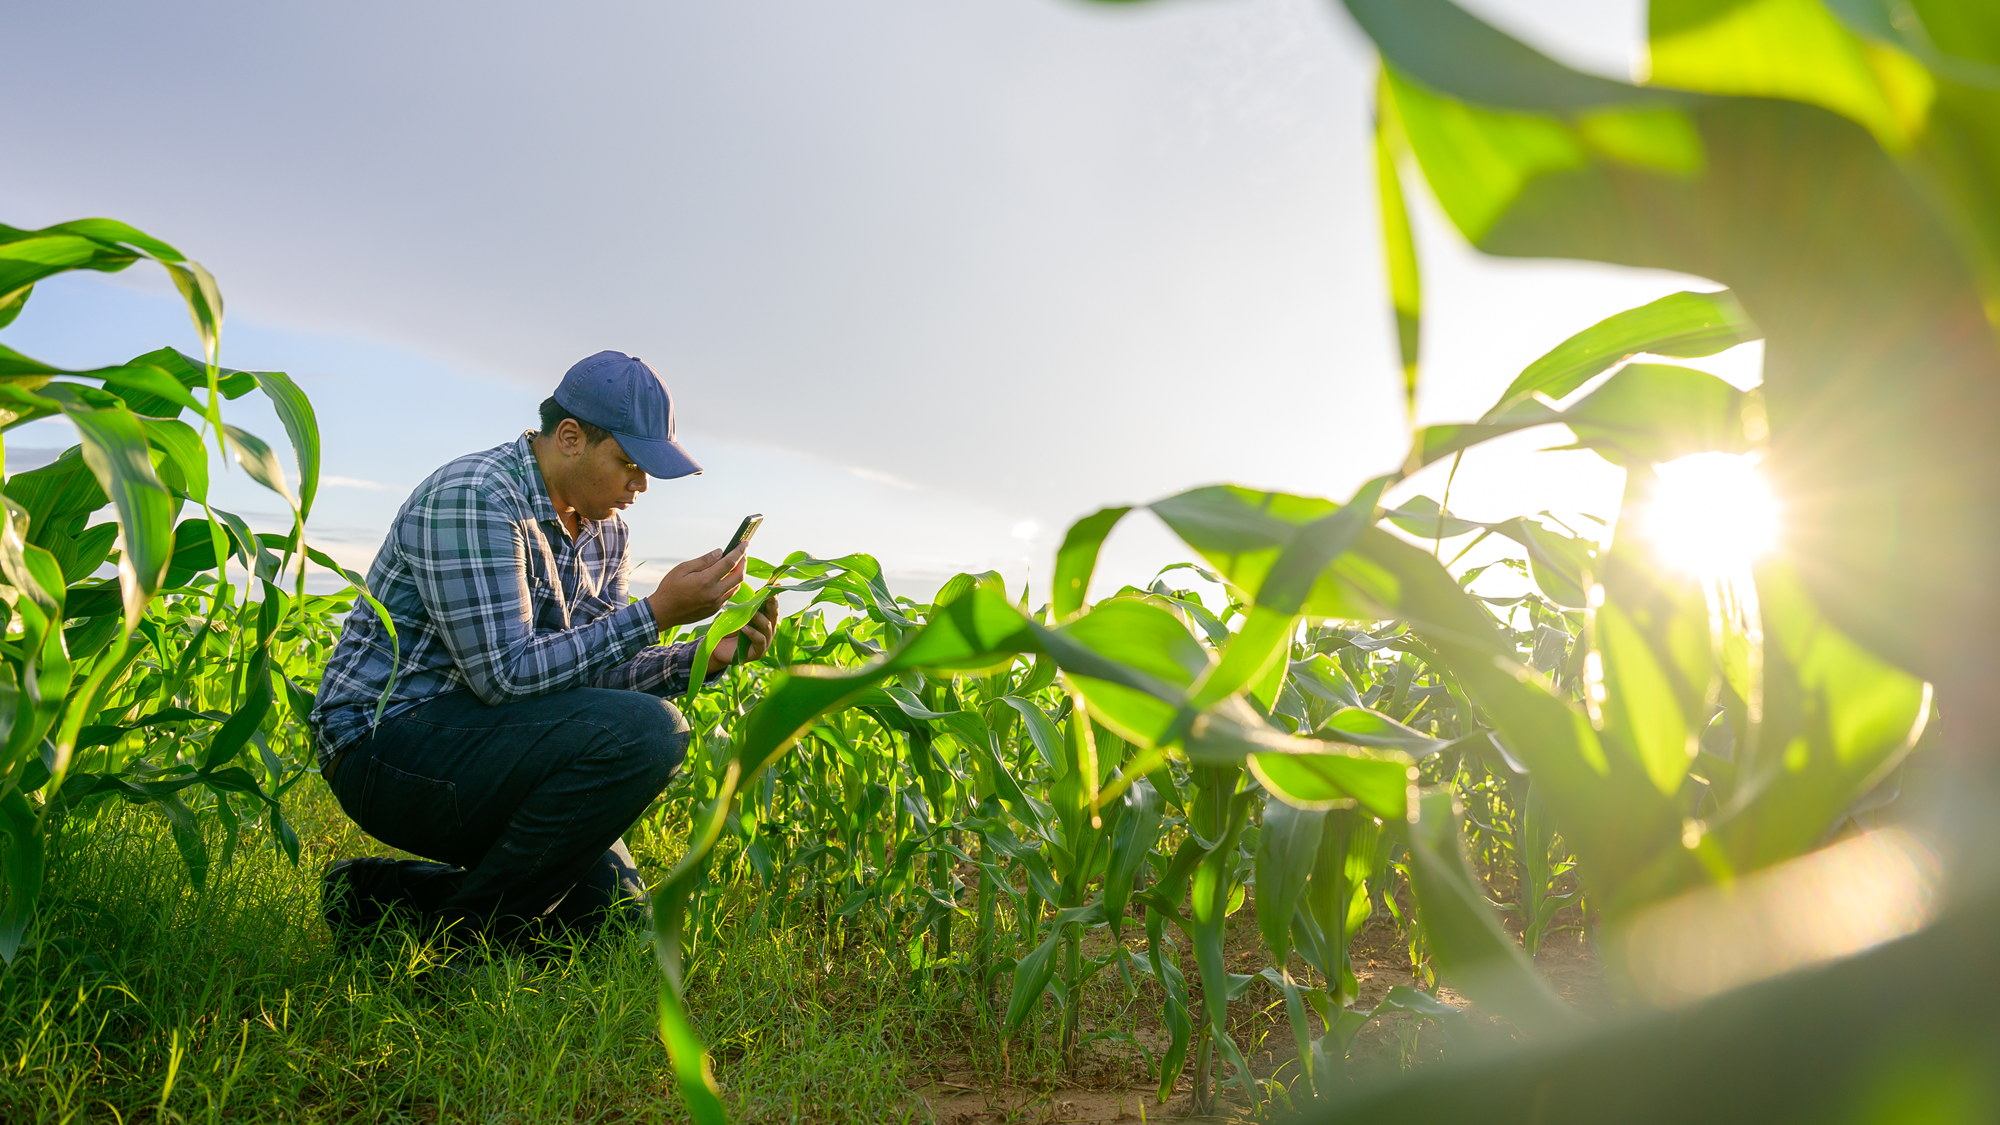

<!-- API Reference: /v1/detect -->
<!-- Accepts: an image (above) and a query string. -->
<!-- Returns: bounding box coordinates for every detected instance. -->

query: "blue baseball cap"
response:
[553,351,703,479]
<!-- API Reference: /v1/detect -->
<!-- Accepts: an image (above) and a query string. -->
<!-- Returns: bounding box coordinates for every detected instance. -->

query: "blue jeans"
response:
[327,687,689,945]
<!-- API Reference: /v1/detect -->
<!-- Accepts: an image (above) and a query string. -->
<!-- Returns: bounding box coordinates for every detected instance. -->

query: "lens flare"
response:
[1616,828,1942,1008]
[1642,452,1779,576]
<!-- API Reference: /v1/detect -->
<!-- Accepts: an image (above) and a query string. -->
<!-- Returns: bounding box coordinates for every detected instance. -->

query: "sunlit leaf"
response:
[1348,0,2000,680]
[1483,289,1759,420]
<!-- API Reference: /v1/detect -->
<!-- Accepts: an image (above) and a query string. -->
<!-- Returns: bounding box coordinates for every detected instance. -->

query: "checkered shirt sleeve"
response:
[308,435,713,763]
[394,481,662,704]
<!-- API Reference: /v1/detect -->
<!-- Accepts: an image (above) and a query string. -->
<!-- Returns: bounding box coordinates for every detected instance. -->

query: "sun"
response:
[1641,452,1780,577]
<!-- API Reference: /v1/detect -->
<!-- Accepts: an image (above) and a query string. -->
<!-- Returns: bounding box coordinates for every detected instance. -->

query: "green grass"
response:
[0,786,987,1124]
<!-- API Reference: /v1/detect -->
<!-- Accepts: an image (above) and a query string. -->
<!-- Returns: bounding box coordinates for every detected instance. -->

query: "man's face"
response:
[571,431,649,521]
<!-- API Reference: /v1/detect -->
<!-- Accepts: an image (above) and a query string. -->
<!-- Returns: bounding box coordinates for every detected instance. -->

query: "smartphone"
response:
[723,513,764,557]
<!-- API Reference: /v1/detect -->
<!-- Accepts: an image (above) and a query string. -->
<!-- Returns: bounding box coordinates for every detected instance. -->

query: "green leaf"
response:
[1189,772,1258,1099]
[253,370,321,522]
[221,424,295,508]
[1053,506,1131,620]
[0,286,30,330]
[1004,927,1065,1037]
[1482,290,1760,420]
[1193,475,1393,710]
[1290,654,1365,713]
[1498,516,1597,608]
[0,509,72,778]
[0,349,208,422]
[126,349,260,402]
[729,587,1039,780]
[1149,487,1390,622]
[1317,706,1451,756]
[1703,561,1931,872]
[930,570,978,612]
[1249,748,1411,820]
[1059,597,1209,746]
[1194,606,1296,710]
[1298,808,1383,1006]
[1377,70,1422,418]
[6,446,101,540]
[146,419,210,506]
[1141,909,1196,1102]
[156,789,210,892]
[39,389,175,628]
[655,975,725,1125]
[1345,0,1683,111]
[201,648,274,772]
[1384,495,1483,539]
[1555,363,1750,467]
[0,789,43,962]
[1402,790,1573,1036]
[1410,362,1749,475]
[47,525,117,588]
[98,365,206,417]
[0,220,175,310]
[162,262,223,368]
[162,515,242,587]
[1375,984,1475,1039]
[1650,0,1932,149]
[1351,0,2000,679]
[1002,695,1066,774]
[1382,63,1597,243]
[1254,799,1325,962]
[1103,776,1164,935]
[305,543,400,726]
[1595,601,1694,797]
[685,581,780,704]
[1150,485,1509,653]
[27,218,185,262]
[1061,597,1208,687]
[1259,965,1322,1096]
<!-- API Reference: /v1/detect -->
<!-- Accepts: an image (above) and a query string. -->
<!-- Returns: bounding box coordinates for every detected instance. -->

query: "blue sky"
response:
[5,0,1759,603]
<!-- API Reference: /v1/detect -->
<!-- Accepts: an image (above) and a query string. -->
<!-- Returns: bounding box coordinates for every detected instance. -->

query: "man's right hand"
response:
[646,546,747,628]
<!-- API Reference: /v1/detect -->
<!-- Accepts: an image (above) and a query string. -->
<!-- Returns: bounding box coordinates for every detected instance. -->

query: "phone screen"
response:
[724,513,764,555]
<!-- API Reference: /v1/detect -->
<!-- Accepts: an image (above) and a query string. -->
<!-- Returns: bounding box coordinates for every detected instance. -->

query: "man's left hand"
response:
[706,595,780,676]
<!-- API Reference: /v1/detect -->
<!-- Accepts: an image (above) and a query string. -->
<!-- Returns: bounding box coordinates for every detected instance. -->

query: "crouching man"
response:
[308,350,778,952]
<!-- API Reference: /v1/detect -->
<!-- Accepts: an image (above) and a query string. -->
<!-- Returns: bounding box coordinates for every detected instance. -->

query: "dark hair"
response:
[537,396,612,444]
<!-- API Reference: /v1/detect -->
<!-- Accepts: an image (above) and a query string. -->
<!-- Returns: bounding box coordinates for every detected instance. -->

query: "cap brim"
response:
[616,432,703,479]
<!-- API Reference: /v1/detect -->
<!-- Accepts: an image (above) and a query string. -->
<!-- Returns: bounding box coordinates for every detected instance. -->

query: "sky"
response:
[4,0,1761,604]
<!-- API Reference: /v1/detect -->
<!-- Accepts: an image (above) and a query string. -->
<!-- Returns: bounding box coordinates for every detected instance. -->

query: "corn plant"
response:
[0,219,363,959]
[10,5,1983,1117]
[635,252,1940,1121]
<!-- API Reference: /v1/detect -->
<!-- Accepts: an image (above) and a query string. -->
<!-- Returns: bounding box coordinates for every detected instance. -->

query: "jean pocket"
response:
[357,756,464,853]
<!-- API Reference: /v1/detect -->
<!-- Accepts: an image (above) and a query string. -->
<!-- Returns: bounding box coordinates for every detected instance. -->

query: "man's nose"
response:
[633,472,649,493]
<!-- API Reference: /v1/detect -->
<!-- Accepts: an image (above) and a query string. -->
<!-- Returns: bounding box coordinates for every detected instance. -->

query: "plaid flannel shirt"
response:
[309,432,703,765]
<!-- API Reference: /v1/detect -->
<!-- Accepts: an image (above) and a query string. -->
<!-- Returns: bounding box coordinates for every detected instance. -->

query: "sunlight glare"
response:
[1643,452,1779,576]
[1617,828,1941,1008]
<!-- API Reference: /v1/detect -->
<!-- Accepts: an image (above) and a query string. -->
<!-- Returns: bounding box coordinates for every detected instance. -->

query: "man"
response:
[309,350,779,952]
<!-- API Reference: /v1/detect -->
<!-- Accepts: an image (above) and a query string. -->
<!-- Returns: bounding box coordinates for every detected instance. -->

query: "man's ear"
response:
[555,417,584,455]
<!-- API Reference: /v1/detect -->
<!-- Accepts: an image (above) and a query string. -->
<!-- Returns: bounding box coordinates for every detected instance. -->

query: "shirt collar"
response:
[513,431,609,542]
[514,432,565,528]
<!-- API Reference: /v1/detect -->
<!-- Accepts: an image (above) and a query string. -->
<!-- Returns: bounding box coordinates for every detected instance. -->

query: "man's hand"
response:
[647,546,747,628]
[707,595,780,676]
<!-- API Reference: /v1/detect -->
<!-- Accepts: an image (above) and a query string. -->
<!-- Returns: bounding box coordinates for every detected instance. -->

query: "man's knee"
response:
[592,692,690,785]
